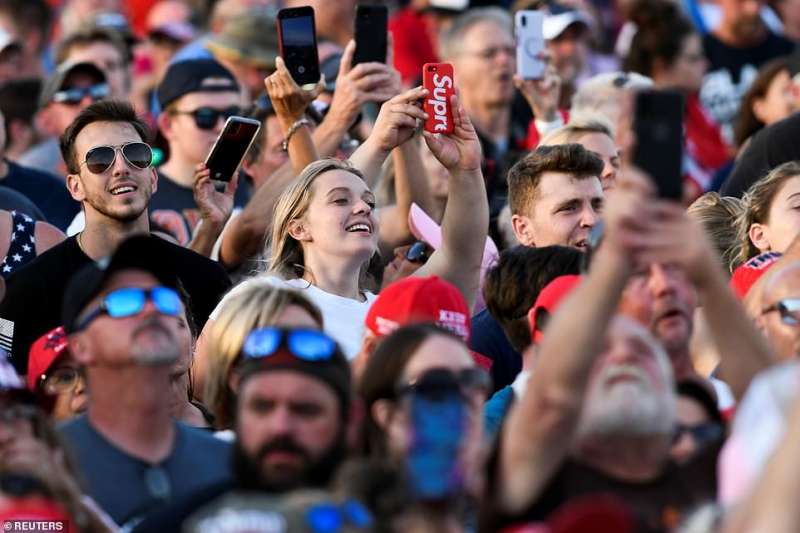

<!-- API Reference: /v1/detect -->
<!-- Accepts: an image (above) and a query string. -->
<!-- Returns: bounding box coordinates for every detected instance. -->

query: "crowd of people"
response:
[2,0,800,531]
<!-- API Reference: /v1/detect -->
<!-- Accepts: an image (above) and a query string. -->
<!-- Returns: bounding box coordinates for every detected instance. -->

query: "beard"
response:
[232,432,347,494]
[576,366,675,440]
[129,317,179,366]
[732,15,765,42]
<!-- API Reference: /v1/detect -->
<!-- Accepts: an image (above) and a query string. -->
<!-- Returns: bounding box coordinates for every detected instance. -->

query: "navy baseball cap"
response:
[157,58,240,109]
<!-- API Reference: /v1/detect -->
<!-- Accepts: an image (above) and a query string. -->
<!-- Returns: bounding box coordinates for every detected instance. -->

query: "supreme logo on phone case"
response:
[423,63,455,134]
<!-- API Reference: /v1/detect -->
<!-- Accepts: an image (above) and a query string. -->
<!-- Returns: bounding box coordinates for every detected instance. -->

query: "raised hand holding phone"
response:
[515,10,546,80]
[423,89,482,173]
[265,56,324,130]
[354,5,388,65]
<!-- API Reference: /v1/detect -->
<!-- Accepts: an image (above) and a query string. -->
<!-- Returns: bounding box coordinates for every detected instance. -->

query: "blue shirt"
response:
[469,309,522,393]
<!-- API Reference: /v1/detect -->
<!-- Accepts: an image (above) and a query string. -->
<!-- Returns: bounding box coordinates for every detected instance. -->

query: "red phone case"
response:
[423,63,455,134]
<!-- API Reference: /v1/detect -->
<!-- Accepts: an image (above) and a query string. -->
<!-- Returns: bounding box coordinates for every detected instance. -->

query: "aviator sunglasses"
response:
[171,106,241,130]
[762,297,800,326]
[74,286,182,331]
[81,142,153,174]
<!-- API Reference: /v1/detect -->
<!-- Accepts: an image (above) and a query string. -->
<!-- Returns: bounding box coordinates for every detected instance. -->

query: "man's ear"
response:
[157,112,175,142]
[288,218,310,242]
[66,173,86,203]
[371,399,393,431]
[749,223,771,253]
[752,97,769,124]
[150,167,158,195]
[68,333,94,366]
[511,213,536,247]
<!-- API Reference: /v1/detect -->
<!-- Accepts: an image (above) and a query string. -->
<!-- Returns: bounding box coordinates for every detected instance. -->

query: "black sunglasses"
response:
[81,142,153,174]
[672,422,723,445]
[405,241,430,264]
[171,106,241,130]
[396,367,491,400]
[52,83,109,105]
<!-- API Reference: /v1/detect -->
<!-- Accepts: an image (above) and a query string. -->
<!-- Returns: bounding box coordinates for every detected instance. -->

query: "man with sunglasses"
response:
[132,326,355,532]
[58,236,232,528]
[0,100,231,375]
[154,58,251,245]
[753,261,800,361]
[20,61,110,181]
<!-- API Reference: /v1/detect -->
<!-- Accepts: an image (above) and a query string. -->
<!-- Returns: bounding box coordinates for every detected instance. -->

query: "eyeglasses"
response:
[396,367,491,400]
[404,241,429,264]
[81,142,153,174]
[52,83,109,105]
[241,327,337,362]
[39,366,83,395]
[762,298,800,325]
[171,106,241,130]
[463,45,515,60]
[75,286,182,331]
[673,422,723,445]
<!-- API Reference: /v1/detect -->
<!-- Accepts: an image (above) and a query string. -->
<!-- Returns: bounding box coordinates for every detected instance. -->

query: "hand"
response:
[600,166,659,263]
[193,163,237,229]
[514,60,561,122]
[423,92,483,172]
[368,85,428,153]
[326,40,401,129]
[265,56,324,129]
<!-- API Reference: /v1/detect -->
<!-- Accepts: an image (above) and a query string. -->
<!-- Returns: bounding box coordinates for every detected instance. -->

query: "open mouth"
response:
[345,222,372,234]
[110,184,137,196]
[574,239,589,250]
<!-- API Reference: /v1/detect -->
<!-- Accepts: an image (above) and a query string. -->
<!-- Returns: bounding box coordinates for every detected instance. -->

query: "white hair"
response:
[570,71,653,123]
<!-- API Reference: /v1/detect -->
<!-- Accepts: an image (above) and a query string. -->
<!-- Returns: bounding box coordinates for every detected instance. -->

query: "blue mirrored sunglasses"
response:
[241,327,337,362]
[75,286,182,331]
[305,500,373,533]
[52,83,109,105]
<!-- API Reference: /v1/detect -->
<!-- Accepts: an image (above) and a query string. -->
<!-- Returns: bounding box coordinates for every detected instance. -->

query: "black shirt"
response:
[0,186,45,221]
[700,32,794,140]
[469,309,521,393]
[0,160,80,231]
[149,171,251,245]
[483,440,720,533]
[0,235,231,374]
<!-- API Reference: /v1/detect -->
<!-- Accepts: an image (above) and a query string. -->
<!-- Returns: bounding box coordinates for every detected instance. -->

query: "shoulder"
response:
[34,221,65,255]
[6,161,63,184]
[177,423,231,451]
[8,238,77,278]
[154,236,227,273]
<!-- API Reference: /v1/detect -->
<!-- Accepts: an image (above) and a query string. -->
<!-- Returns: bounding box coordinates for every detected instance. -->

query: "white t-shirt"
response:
[210,276,376,360]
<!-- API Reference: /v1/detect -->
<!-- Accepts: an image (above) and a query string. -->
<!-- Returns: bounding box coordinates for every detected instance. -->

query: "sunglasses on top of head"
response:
[80,142,153,174]
[240,327,338,363]
[52,83,109,106]
[171,106,241,130]
[74,286,182,331]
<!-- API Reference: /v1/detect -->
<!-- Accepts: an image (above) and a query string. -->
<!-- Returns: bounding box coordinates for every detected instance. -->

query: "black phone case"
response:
[205,118,260,182]
[277,7,321,86]
[632,90,685,201]
[354,5,388,65]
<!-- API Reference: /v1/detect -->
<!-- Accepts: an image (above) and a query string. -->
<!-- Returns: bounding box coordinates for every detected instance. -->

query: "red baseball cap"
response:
[528,275,582,344]
[365,276,471,341]
[730,251,781,299]
[27,326,69,391]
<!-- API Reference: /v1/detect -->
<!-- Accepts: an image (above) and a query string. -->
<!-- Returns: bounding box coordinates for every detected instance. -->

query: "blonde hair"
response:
[203,283,323,429]
[735,161,800,264]
[540,114,615,147]
[266,158,369,281]
[687,192,744,273]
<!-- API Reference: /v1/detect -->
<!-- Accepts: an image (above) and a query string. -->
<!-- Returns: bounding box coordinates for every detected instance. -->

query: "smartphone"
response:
[406,388,466,500]
[632,90,685,200]
[354,5,388,65]
[515,10,545,80]
[204,116,261,182]
[423,63,455,134]
[277,7,321,88]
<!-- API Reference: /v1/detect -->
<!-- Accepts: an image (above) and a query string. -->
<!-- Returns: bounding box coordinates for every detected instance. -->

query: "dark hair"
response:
[59,100,151,174]
[508,143,603,216]
[55,27,130,65]
[0,78,41,141]
[624,0,695,77]
[676,378,724,426]
[359,324,463,455]
[483,245,584,352]
[733,57,791,148]
[0,0,51,52]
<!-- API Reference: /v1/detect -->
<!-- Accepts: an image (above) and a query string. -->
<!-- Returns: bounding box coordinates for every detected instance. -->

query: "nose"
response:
[353,198,372,214]
[265,405,295,437]
[648,263,677,297]
[80,94,94,108]
[579,204,599,227]
[110,147,129,175]
[602,160,617,182]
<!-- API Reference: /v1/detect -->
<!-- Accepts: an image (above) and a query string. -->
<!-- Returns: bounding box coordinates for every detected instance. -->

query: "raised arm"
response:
[497,170,654,513]
[188,162,237,257]
[413,94,487,310]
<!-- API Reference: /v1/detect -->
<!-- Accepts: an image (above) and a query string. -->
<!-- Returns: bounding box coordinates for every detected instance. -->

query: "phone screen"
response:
[354,6,388,65]
[406,390,466,500]
[205,118,261,182]
[278,8,321,86]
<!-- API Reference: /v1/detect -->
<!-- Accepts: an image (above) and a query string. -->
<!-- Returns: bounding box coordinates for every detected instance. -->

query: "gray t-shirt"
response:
[59,415,232,528]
